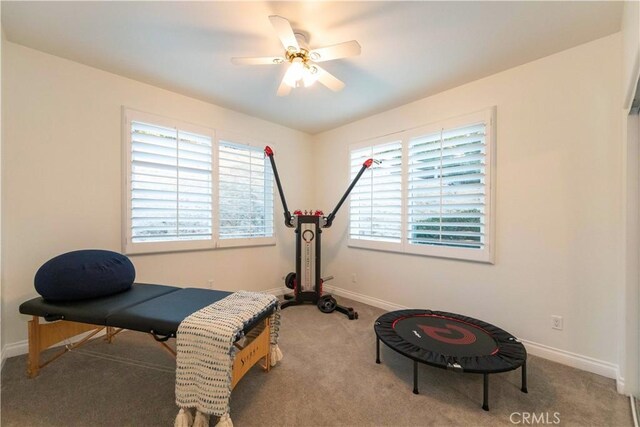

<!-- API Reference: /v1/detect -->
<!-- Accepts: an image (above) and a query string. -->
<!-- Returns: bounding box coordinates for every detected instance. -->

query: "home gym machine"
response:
[265,146,374,320]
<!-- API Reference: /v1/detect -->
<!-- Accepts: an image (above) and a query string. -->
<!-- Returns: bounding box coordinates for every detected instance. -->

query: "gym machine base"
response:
[265,146,374,320]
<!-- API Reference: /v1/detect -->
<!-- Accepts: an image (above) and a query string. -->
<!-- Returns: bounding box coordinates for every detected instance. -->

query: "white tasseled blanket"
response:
[174,292,282,427]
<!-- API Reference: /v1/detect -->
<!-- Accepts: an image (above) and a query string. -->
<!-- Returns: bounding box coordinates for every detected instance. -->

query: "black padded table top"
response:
[20,284,277,341]
[19,283,179,325]
[107,288,270,338]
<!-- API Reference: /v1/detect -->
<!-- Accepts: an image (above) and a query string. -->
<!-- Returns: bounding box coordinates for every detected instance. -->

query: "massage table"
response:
[19,283,276,390]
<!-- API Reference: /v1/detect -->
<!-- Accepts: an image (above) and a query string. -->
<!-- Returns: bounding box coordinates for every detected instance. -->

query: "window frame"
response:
[347,108,496,264]
[122,108,275,255]
[216,130,276,249]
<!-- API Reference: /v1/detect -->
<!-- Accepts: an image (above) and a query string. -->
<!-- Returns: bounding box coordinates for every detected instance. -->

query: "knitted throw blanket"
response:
[174,292,282,427]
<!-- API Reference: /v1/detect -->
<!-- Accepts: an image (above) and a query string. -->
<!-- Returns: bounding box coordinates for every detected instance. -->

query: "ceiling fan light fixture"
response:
[284,58,305,87]
[310,52,321,61]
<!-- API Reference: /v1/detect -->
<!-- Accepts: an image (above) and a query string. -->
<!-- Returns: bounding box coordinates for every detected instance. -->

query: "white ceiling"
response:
[2,1,622,134]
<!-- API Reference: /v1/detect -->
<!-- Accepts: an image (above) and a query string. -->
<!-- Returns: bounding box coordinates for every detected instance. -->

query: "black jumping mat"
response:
[375,309,526,374]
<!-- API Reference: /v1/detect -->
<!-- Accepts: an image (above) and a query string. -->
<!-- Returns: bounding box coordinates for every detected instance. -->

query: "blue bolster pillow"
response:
[35,250,135,301]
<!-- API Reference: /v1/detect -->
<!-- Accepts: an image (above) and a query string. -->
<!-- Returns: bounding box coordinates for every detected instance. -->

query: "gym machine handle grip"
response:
[265,146,294,227]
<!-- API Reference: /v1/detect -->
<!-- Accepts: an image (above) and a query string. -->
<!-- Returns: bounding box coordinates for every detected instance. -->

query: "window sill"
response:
[123,238,276,255]
[217,237,276,249]
[347,239,494,264]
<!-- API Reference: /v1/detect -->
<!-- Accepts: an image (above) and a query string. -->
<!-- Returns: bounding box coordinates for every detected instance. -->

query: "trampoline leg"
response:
[521,361,528,393]
[376,337,381,364]
[413,361,419,394]
[482,374,489,411]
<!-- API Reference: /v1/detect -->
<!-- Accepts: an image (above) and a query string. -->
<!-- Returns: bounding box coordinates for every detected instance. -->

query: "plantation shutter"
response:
[130,121,213,243]
[407,123,486,249]
[218,141,274,239]
[349,141,403,243]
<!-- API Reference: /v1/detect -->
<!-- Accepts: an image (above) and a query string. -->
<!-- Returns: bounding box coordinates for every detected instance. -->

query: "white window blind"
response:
[218,141,274,239]
[347,108,494,263]
[130,121,213,244]
[407,123,486,249]
[349,141,403,243]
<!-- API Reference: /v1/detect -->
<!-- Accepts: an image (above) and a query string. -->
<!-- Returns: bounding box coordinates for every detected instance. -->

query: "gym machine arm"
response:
[264,146,294,228]
[265,146,374,229]
[325,158,374,227]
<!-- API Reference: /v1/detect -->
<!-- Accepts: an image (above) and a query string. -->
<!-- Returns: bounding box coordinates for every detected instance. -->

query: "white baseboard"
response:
[1,345,6,372]
[618,377,626,395]
[1,327,110,370]
[263,286,288,296]
[520,339,619,381]
[324,284,622,388]
[324,284,407,312]
[3,284,622,393]
[2,339,28,362]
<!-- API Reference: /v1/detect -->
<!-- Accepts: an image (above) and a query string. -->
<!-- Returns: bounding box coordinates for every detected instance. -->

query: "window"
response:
[218,138,274,245]
[123,110,275,254]
[349,140,403,248]
[348,108,495,263]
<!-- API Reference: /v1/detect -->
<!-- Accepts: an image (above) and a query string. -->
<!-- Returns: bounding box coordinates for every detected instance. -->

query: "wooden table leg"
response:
[27,316,41,378]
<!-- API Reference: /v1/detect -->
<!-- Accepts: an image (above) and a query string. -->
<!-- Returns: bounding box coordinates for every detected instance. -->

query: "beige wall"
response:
[1,41,313,347]
[313,34,622,368]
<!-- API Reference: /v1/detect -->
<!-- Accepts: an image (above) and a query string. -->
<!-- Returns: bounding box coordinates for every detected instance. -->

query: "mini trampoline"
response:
[374,309,527,411]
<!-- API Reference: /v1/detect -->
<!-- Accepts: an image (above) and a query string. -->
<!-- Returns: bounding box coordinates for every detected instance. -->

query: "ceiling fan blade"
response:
[269,15,299,52]
[277,64,296,96]
[313,64,345,92]
[277,80,292,97]
[231,56,285,66]
[310,40,361,62]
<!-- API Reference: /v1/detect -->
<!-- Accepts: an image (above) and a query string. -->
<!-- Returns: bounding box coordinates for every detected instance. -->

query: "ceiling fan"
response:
[231,15,361,96]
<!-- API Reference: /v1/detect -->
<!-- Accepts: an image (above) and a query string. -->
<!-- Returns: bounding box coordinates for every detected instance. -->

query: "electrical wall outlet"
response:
[351,273,357,283]
[207,279,214,289]
[551,315,563,330]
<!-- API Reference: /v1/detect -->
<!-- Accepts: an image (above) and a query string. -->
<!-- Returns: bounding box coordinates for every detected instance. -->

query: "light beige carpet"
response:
[1,297,632,426]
